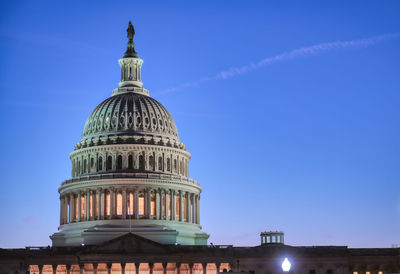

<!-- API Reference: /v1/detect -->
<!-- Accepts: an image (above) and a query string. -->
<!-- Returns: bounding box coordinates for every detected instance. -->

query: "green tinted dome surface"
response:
[81,93,179,142]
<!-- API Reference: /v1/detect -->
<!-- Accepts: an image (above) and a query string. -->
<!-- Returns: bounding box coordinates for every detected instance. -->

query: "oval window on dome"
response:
[136,116,141,124]
[159,119,163,126]
[152,118,156,124]
[145,117,149,125]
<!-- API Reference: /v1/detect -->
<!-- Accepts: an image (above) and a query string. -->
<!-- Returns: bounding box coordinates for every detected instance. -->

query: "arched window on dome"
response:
[149,155,154,171]
[174,159,177,173]
[78,160,81,175]
[83,159,87,174]
[116,193,122,215]
[116,155,123,170]
[158,156,163,171]
[139,155,145,171]
[98,157,103,171]
[167,158,171,172]
[128,154,133,169]
[90,158,95,172]
[106,156,112,170]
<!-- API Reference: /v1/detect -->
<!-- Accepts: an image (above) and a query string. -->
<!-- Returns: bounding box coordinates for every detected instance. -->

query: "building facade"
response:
[0,22,399,274]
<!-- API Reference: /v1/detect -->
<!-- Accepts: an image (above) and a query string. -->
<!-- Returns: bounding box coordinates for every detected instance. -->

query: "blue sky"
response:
[0,1,399,248]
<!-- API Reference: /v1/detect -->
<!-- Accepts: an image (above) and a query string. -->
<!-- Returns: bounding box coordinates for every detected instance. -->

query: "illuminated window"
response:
[106,156,112,170]
[353,272,358,274]
[80,196,85,218]
[105,193,110,216]
[183,197,186,220]
[138,194,144,216]
[117,155,122,170]
[151,194,155,216]
[158,157,163,171]
[128,193,134,215]
[74,198,78,221]
[168,196,171,217]
[176,197,180,219]
[366,272,370,274]
[95,193,99,218]
[117,193,122,215]
[89,195,93,217]
[128,155,133,169]
[162,195,165,217]
[98,157,103,171]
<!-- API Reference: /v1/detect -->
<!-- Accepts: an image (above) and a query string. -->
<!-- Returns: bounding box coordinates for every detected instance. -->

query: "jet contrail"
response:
[156,32,400,94]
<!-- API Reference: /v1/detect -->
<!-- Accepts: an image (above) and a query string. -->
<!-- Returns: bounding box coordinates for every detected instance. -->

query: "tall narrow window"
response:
[139,155,145,171]
[80,196,85,218]
[78,161,81,174]
[149,155,154,170]
[105,193,110,216]
[162,194,166,217]
[106,156,112,170]
[176,196,180,220]
[151,194,155,216]
[89,195,93,218]
[83,159,87,173]
[168,196,171,218]
[183,197,186,220]
[74,198,78,221]
[128,155,133,169]
[116,193,122,215]
[138,194,144,216]
[128,193,134,215]
[174,159,177,173]
[90,158,94,172]
[158,157,163,171]
[98,157,103,171]
[117,155,122,170]
[167,158,171,172]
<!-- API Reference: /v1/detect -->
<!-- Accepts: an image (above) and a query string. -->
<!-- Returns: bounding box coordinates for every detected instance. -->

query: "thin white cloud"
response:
[156,32,400,94]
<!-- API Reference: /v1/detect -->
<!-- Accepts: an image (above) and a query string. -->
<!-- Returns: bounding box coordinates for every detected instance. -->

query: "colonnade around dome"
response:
[60,187,200,226]
[71,145,190,178]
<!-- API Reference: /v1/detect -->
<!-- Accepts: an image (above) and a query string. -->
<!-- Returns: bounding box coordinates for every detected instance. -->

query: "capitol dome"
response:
[80,92,179,146]
[50,21,208,247]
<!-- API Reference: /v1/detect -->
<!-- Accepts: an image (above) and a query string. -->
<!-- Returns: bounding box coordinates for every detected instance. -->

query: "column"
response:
[193,195,197,224]
[155,189,160,220]
[159,189,164,220]
[66,265,71,274]
[101,189,105,220]
[60,196,64,225]
[93,263,98,274]
[109,187,114,219]
[77,192,82,222]
[179,191,183,222]
[146,188,151,218]
[38,265,43,274]
[64,196,68,224]
[87,189,91,221]
[165,190,169,220]
[122,188,127,219]
[187,193,192,223]
[216,263,221,273]
[79,264,84,274]
[52,265,57,274]
[197,195,201,224]
[134,263,140,274]
[189,263,194,274]
[202,263,207,274]
[84,190,88,220]
[149,263,154,274]
[106,263,112,274]
[162,263,168,274]
[171,190,176,220]
[134,189,139,219]
[120,263,126,274]
[69,193,75,222]
[176,263,181,274]
[97,188,102,220]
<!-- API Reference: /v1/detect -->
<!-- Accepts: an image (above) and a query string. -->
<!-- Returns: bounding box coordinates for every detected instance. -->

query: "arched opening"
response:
[158,157,163,171]
[167,158,171,172]
[90,158,94,172]
[98,157,103,171]
[106,156,112,170]
[116,193,122,215]
[128,154,133,169]
[116,155,122,170]
[149,155,154,171]
[139,155,145,171]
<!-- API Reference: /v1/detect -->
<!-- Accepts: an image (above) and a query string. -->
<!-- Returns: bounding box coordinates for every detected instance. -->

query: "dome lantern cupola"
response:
[116,21,145,92]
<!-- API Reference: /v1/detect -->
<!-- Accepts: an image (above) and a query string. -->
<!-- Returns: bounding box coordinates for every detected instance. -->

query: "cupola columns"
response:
[119,21,143,88]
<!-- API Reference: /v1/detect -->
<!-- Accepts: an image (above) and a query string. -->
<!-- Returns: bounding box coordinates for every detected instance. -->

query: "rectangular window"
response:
[89,195,93,218]
[162,195,165,217]
[183,197,186,220]
[128,193,134,215]
[105,193,110,216]
[74,198,78,221]
[176,197,180,219]
[168,196,171,217]
[139,197,144,215]
[117,194,122,215]
[151,194,155,216]
[81,196,85,218]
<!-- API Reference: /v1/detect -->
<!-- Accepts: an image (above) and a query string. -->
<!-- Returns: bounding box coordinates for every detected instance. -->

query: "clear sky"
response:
[0,1,399,248]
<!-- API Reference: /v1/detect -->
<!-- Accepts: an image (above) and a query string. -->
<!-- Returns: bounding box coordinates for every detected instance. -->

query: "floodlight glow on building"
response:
[282,257,291,272]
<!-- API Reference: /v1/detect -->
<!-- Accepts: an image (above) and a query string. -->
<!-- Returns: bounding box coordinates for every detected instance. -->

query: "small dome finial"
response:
[124,21,138,58]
